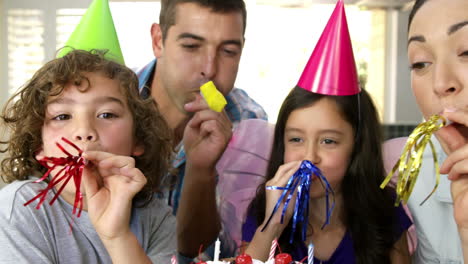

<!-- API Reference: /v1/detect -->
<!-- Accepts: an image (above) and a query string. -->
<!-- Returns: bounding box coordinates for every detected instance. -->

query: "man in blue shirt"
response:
[137,0,267,259]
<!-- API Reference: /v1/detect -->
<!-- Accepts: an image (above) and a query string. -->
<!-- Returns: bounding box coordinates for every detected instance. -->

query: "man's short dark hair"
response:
[159,0,247,41]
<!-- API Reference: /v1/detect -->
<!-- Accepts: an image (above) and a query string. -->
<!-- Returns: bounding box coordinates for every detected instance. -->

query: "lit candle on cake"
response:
[213,238,221,262]
[308,243,314,264]
[268,239,278,261]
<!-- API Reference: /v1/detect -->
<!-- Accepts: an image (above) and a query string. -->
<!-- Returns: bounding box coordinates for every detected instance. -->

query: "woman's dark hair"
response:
[248,87,397,263]
[408,0,428,30]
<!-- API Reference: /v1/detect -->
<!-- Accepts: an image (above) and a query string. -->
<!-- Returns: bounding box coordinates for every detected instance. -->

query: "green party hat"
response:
[57,0,125,64]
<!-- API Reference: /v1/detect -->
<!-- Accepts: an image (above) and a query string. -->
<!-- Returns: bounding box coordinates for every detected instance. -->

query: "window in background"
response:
[3,1,160,98]
[2,1,386,122]
[56,8,86,51]
[235,3,386,122]
[56,2,161,71]
[7,8,44,95]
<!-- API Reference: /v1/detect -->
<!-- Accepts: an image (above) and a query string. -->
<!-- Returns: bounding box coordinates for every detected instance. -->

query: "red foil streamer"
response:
[24,137,85,217]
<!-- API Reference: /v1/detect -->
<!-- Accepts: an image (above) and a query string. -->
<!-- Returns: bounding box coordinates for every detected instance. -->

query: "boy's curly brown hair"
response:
[0,49,173,207]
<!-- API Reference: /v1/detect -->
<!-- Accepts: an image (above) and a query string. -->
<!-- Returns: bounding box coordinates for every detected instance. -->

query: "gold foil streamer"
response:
[380,115,446,206]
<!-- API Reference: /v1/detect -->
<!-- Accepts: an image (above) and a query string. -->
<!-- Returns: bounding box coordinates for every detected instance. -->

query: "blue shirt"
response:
[136,59,268,213]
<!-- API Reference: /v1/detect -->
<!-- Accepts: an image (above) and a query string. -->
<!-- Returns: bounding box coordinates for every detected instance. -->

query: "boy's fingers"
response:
[82,151,114,162]
[82,166,99,198]
[83,151,135,169]
[120,167,147,184]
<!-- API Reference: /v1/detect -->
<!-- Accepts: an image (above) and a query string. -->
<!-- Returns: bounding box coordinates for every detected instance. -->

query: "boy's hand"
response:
[81,150,146,240]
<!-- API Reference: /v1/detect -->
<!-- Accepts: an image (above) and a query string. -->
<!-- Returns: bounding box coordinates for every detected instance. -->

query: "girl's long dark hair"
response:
[248,87,397,263]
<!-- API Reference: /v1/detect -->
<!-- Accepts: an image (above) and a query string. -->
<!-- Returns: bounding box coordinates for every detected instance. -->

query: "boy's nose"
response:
[75,135,94,141]
[73,120,97,142]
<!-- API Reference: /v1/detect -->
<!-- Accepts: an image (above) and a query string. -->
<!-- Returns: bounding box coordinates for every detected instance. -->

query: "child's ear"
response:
[132,143,144,157]
[35,148,44,160]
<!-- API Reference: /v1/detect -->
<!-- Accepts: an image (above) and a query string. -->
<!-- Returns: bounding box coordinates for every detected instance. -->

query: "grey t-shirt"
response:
[0,179,176,263]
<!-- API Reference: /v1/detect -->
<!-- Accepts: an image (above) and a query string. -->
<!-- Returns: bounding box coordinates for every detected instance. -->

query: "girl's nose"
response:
[304,144,321,165]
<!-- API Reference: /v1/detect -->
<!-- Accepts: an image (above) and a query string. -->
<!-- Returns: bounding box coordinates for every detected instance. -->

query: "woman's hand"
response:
[439,110,468,232]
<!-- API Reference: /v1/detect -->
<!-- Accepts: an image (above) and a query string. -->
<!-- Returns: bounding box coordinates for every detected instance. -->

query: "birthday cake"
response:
[210,253,300,264]
[205,260,272,264]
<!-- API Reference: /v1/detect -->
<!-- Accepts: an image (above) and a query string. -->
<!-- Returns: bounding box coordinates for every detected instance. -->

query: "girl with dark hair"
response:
[242,87,411,264]
[240,2,411,263]
[383,0,468,263]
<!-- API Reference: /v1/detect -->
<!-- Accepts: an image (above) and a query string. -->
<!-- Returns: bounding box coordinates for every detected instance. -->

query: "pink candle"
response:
[171,255,177,264]
[268,239,278,261]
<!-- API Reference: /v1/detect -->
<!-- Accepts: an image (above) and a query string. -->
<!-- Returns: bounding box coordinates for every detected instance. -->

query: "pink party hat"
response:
[297,0,360,96]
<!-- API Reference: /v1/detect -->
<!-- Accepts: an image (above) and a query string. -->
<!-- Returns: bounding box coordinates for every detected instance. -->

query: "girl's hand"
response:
[261,160,302,237]
[81,150,147,240]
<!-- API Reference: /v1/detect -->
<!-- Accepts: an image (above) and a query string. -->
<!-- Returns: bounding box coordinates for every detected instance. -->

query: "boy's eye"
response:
[98,112,117,119]
[52,114,71,121]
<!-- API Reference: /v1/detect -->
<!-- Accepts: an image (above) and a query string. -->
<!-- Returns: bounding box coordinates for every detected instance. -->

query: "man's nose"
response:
[200,50,217,80]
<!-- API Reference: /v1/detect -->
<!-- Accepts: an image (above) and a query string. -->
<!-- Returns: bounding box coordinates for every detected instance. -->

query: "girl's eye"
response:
[410,62,430,70]
[52,114,70,121]
[322,138,337,145]
[98,112,117,119]
[288,137,302,143]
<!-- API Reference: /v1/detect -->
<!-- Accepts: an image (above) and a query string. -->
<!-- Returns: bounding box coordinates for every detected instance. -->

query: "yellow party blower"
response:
[200,81,227,112]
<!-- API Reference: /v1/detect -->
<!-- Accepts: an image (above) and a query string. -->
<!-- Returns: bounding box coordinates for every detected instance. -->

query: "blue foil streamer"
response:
[261,160,335,243]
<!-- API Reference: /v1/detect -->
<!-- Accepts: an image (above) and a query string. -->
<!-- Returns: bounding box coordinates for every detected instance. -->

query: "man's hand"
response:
[176,95,232,257]
[183,95,232,172]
